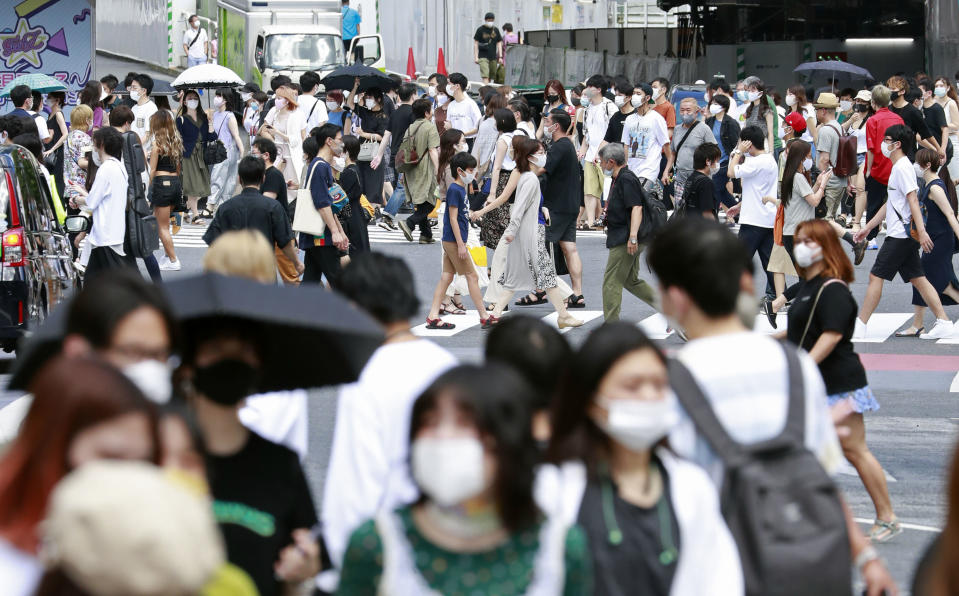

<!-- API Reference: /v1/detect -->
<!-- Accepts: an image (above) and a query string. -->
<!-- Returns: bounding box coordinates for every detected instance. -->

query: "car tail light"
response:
[2,227,24,274]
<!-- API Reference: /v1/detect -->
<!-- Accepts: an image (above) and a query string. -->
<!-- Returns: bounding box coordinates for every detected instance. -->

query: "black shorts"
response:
[871,236,924,282]
[547,211,577,243]
[150,175,182,209]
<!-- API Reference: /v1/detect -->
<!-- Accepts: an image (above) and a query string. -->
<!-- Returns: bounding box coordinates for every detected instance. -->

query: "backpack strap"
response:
[774,342,807,447]
[668,358,747,467]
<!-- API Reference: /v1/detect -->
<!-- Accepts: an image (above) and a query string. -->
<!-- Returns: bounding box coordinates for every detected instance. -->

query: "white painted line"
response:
[638,313,673,339]
[854,517,940,533]
[412,310,483,337]
[950,372,959,393]
[835,458,896,482]
[752,312,789,335]
[852,313,913,343]
[541,310,603,334]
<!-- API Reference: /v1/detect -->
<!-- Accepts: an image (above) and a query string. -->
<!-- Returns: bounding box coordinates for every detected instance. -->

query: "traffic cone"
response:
[406,47,416,81]
[437,48,448,76]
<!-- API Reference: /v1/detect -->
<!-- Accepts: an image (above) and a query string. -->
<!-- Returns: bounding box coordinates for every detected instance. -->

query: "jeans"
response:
[385,179,407,216]
[187,56,206,68]
[142,254,162,283]
[738,223,775,299]
[602,243,657,321]
[865,176,887,241]
[405,201,433,239]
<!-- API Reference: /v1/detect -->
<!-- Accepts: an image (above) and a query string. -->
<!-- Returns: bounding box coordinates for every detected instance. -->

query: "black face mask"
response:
[890,91,900,101]
[192,359,260,406]
[853,104,868,113]
[547,94,559,103]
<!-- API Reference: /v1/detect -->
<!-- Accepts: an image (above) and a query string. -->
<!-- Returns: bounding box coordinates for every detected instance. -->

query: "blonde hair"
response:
[202,231,276,283]
[69,105,93,131]
[149,110,184,168]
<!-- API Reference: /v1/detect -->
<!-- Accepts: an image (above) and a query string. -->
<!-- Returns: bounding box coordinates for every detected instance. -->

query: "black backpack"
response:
[637,184,667,242]
[668,344,851,596]
[120,131,159,259]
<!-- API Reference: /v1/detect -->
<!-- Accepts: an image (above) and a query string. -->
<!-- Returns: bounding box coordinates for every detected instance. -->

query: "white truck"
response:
[216,0,384,89]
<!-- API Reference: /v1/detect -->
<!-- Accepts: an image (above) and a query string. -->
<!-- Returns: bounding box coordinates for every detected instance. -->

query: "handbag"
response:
[798,278,848,348]
[293,161,327,236]
[203,117,228,165]
[357,140,378,162]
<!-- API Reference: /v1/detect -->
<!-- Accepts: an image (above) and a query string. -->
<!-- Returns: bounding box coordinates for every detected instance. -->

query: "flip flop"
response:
[425,317,455,330]
[894,326,924,337]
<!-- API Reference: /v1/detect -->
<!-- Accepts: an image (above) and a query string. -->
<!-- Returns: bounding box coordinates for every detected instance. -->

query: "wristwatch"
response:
[629,238,638,245]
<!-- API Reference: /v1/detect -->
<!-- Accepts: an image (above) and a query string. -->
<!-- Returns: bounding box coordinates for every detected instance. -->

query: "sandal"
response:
[894,326,924,337]
[439,302,467,316]
[451,297,467,311]
[425,317,455,330]
[566,294,586,309]
[481,315,500,329]
[486,303,508,313]
[869,518,902,543]
[515,290,547,306]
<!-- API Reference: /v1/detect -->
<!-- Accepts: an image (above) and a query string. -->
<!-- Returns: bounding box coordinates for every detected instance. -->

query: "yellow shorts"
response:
[583,160,605,199]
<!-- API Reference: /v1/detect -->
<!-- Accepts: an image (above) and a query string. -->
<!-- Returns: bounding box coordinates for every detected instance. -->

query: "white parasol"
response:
[172,64,244,90]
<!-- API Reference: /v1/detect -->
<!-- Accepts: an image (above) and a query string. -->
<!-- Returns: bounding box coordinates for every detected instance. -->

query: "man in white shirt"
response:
[28,91,51,144]
[70,127,134,280]
[854,123,954,339]
[579,74,616,228]
[182,15,209,68]
[320,252,457,592]
[646,217,897,596]
[295,70,328,134]
[443,72,481,149]
[727,124,778,298]
[621,83,673,210]
[128,74,158,147]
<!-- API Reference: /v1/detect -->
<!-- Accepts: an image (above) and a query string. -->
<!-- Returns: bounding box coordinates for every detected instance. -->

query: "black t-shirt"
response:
[339,163,364,203]
[922,102,954,162]
[473,25,502,60]
[202,188,294,248]
[605,168,645,248]
[542,137,581,214]
[387,104,415,165]
[206,432,318,596]
[890,104,932,159]
[353,105,389,135]
[604,109,634,144]
[261,166,289,214]
[786,275,868,394]
[577,459,680,596]
[681,171,716,218]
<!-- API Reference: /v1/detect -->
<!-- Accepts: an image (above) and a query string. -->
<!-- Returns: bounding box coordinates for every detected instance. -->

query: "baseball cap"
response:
[855,89,873,102]
[813,92,841,109]
[784,111,807,133]
[240,82,261,94]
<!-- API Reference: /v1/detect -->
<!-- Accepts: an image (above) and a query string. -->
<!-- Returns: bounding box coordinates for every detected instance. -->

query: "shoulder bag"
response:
[357,138,379,162]
[293,161,351,236]
[798,278,848,348]
[203,116,227,165]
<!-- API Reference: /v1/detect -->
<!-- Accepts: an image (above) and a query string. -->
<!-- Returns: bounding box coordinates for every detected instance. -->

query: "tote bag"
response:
[292,161,328,237]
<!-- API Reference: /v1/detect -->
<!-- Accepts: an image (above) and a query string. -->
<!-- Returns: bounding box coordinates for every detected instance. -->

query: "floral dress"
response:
[63,129,92,205]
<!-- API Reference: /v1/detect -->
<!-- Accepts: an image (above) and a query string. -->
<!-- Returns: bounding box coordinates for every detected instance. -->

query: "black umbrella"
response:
[163,274,383,392]
[321,64,397,92]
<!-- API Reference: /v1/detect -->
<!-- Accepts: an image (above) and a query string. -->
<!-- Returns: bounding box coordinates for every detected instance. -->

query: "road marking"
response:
[854,517,940,533]
[541,310,603,334]
[638,313,673,339]
[852,313,914,343]
[952,372,959,393]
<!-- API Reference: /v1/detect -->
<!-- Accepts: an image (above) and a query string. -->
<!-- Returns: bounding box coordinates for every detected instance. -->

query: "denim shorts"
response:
[150,175,182,209]
[827,386,880,413]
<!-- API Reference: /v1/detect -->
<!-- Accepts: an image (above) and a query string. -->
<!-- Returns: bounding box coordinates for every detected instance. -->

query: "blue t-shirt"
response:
[442,182,469,243]
[342,7,361,40]
[711,119,726,163]
[299,157,335,247]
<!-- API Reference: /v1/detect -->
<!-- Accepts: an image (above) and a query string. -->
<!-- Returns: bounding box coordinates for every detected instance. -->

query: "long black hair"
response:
[780,138,811,208]
[546,322,666,473]
[916,147,959,213]
[409,364,540,532]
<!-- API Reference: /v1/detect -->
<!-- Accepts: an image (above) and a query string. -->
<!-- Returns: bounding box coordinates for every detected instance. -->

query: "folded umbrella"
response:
[172,64,244,90]
[0,73,67,97]
[163,273,383,392]
[321,64,397,92]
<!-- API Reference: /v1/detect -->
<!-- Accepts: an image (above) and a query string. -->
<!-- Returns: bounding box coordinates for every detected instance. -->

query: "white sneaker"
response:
[920,319,954,340]
[853,318,867,340]
[159,257,181,271]
[156,254,169,267]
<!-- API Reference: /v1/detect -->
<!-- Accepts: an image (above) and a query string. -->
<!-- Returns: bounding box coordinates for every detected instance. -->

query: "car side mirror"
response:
[64,215,90,234]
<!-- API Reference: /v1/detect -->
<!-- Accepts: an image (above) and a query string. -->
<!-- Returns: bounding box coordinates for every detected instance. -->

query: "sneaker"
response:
[867,239,878,250]
[397,220,414,242]
[73,259,86,274]
[159,257,181,271]
[853,240,868,266]
[377,219,397,231]
[418,236,436,244]
[381,210,395,222]
[854,318,867,340]
[920,319,954,340]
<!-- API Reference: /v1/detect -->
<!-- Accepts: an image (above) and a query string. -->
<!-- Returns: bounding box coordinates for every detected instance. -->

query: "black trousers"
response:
[85,246,137,282]
[302,245,341,287]
[738,223,775,299]
[865,176,888,241]
[405,202,433,239]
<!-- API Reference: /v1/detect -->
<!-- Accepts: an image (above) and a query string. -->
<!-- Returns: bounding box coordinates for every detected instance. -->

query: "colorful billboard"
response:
[0,0,95,115]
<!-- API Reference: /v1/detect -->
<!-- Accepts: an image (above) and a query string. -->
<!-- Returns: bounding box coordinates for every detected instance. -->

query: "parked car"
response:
[0,145,79,352]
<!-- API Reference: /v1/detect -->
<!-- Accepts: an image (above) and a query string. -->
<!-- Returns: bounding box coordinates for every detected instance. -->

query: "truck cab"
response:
[254,24,345,84]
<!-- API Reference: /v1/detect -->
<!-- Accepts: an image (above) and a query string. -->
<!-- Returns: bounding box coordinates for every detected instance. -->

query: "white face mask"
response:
[708,103,723,115]
[365,98,376,109]
[275,97,288,109]
[914,162,927,177]
[412,437,486,507]
[325,100,339,111]
[428,85,437,97]
[785,94,797,107]
[614,95,626,108]
[186,99,199,110]
[580,96,590,107]
[747,90,762,102]
[456,142,468,153]
[436,94,449,106]
[123,360,173,404]
[129,90,141,102]
[802,157,812,171]
[530,153,547,168]
[333,156,346,172]
[709,162,720,175]
[935,86,948,98]
[652,87,663,100]
[91,149,102,167]
[240,92,252,103]
[839,100,853,112]
[445,84,456,96]
[462,169,476,184]
[213,96,224,108]
[595,394,680,453]
[793,242,823,268]
[191,20,199,30]
[630,94,644,108]
[880,141,894,158]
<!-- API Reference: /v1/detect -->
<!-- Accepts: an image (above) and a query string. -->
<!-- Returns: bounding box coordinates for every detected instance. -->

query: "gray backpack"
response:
[668,344,851,596]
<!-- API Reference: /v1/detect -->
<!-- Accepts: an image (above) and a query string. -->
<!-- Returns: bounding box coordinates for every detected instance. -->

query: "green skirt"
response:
[182,146,211,197]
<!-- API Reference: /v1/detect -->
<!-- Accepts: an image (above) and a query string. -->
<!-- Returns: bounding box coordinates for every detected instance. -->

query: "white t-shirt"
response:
[131,101,158,144]
[0,538,42,596]
[297,95,328,132]
[670,332,842,488]
[583,98,616,161]
[445,97,482,139]
[734,152,778,228]
[183,27,208,59]
[885,155,919,239]
[622,109,669,181]
[321,339,458,576]
[30,113,49,142]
